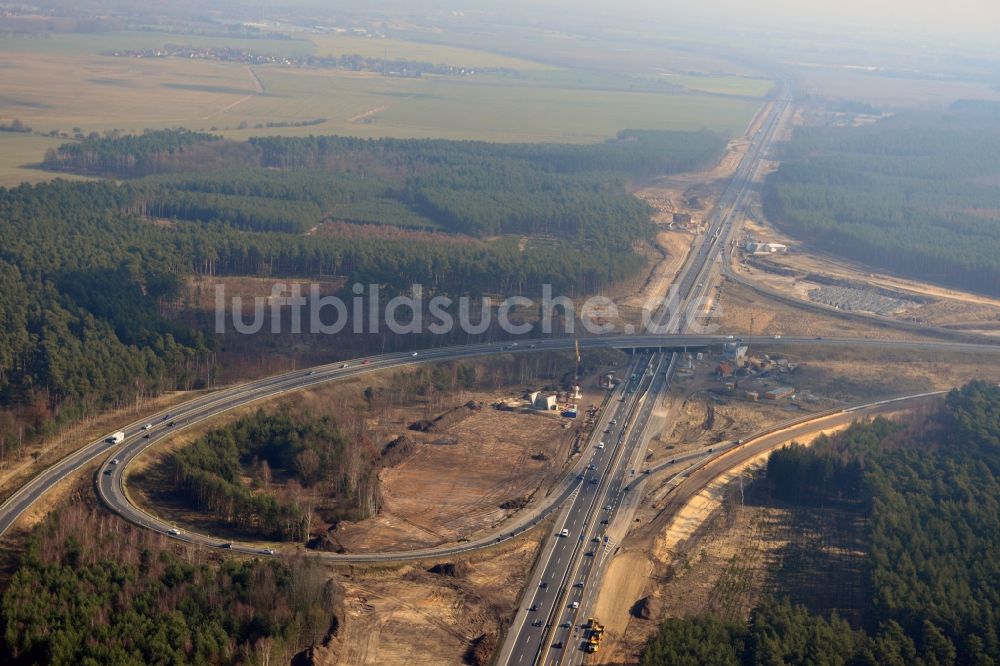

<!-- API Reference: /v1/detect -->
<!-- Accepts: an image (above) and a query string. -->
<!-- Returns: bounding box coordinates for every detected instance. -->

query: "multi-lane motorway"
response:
[0,79,997,666]
[500,84,794,665]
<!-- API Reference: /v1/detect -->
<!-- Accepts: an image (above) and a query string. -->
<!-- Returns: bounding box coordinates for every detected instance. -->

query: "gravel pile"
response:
[808,285,913,316]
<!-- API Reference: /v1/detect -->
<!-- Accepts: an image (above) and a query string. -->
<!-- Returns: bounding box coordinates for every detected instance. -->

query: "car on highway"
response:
[590,477,599,483]
[774,334,782,339]
[574,581,584,588]
[585,551,594,557]
[531,620,543,627]
[539,581,548,589]
[588,463,596,470]
[591,537,600,543]
[604,505,612,511]
[596,442,605,450]
[560,622,571,629]
[552,642,563,649]
[307,370,316,376]
[259,548,275,555]
[110,458,120,465]
[559,528,569,537]
[167,421,175,427]
[411,352,418,357]
[142,423,152,430]
[600,519,609,525]
[168,528,181,536]
[609,419,617,425]
[529,604,538,612]
[103,469,113,475]
[220,543,233,549]
[569,601,579,609]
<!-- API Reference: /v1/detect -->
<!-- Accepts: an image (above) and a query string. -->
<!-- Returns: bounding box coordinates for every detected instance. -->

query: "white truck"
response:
[106,431,125,444]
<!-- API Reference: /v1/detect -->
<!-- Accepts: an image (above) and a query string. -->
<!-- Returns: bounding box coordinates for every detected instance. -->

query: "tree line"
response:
[0,504,336,664]
[642,381,1000,665]
[169,409,376,541]
[764,103,1000,296]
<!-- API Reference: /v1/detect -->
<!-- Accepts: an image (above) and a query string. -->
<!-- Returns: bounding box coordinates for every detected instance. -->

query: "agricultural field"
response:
[308,33,550,70]
[656,72,775,98]
[0,132,91,186]
[0,29,765,183]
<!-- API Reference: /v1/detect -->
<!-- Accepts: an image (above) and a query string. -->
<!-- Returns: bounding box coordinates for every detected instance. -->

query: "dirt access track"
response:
[589,392,944,663]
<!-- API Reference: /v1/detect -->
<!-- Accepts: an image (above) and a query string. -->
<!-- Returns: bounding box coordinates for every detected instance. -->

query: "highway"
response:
[0,77,995,666]
[2,334,994,552]
[502,84,794,665]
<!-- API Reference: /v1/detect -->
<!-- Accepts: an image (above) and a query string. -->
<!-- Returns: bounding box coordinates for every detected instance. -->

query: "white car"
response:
[142,423,152,430]
[341,363,349,368]
[259,548,275,555]
[596,442,605,450]
[411,352,418,357]
[559,528,569,537]
[774,334,782,339]
[569,601,579,609]
[110,458,120,465]
[168,528,181,536]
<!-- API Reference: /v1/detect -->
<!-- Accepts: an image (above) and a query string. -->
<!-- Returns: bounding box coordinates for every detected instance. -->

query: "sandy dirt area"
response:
[581,349,996,663]
[335,407,576,552]
[733,218,1000,331]
[714,279,927,340]
[322,535,543,666]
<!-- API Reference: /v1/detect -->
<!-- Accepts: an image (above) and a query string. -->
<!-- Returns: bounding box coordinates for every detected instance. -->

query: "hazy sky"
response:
[448,0,1000,43]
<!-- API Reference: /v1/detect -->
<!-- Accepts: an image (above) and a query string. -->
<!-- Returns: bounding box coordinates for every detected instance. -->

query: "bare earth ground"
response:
[336,405,576,553]
[734,217,1000,333]
[584,347,998,663]
[129,357,618,554]
[714,279,926,340]
[322,534,543,666]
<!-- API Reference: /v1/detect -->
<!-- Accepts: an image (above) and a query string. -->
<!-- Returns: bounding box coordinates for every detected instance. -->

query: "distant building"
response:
[716,361,734,378]
[764,386,795,400]
[672,212,693,228]
[745,390,760,401]
[533,393,557,410]
[723,342,748,365]
[745,241,788,255]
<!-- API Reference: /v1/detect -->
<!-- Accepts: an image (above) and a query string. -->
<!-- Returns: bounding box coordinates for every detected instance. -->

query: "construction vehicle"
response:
[583,617,605,653]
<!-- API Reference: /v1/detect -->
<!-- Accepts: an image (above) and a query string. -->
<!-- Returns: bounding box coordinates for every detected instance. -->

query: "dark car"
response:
[539,582,548,589]
[529,604,538,612]
[168,421,175,427]
[220,543,233,549]
[531,620,543,627]
[552,642,563,649]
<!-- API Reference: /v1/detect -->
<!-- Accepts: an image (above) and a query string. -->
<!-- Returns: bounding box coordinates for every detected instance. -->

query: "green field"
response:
[657,73,775,97]
[0,29,765,183]
[0,132,93,186]
[308,34,549,70]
